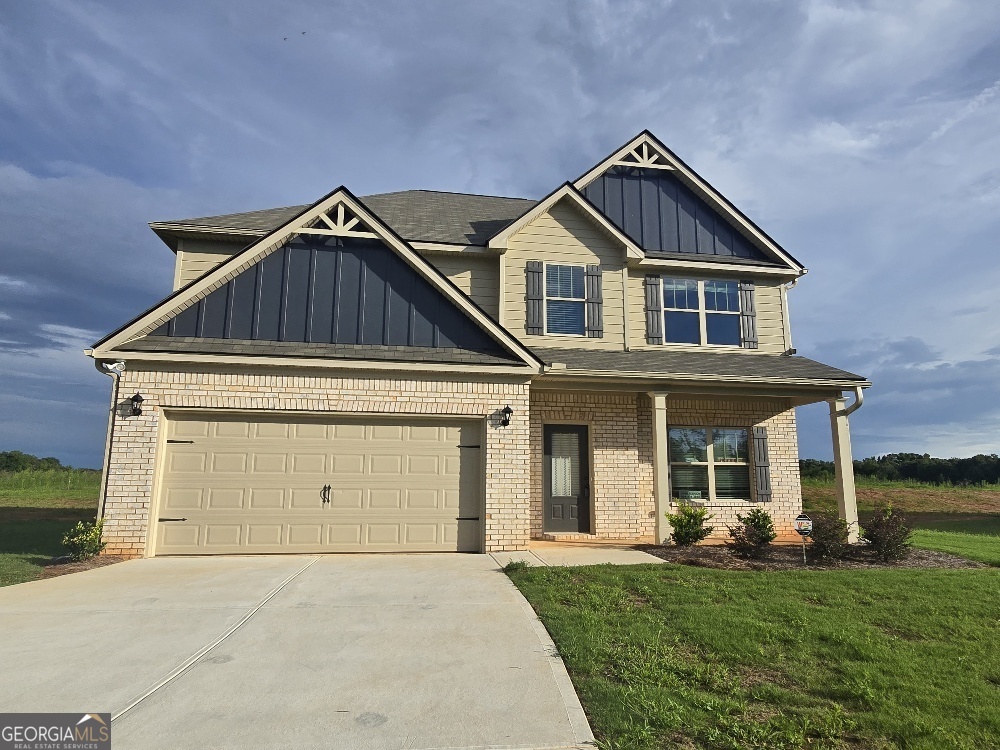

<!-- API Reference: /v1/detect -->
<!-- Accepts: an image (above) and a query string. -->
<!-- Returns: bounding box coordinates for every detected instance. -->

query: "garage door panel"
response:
[213,420,250,438]
[154,415,482,555]
[367,524,400,545]
[254,422,289,439]
[207,488,244,509]
[369,489,402,509]
[249,488,284,509]
[211,452,248,473]
[247,524,283,545]
[252,454,288,473]
[163,488,204,510]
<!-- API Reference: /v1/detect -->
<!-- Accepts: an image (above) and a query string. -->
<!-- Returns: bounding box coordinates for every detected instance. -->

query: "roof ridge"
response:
[363,188,535,202]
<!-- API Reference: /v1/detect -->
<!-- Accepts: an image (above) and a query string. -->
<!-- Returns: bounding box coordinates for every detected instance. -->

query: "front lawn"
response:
[507,563,1000,750]
[912,529,1000,567]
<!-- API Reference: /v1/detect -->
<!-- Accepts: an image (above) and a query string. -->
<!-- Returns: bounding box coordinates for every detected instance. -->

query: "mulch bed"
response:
[37,556,127,580]
[637,543,985,571]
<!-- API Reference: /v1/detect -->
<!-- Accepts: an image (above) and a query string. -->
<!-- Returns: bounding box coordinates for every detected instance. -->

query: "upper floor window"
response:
[663,278,741,346]
[545,264,586,336]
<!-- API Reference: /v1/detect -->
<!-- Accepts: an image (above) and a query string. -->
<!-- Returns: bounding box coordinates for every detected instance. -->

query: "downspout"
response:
[835,385,865,417]
[94,360,125,519]
[780,275,800,352]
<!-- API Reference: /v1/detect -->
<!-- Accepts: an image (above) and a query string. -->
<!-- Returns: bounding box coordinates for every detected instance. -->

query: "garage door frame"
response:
[146,408,487,557]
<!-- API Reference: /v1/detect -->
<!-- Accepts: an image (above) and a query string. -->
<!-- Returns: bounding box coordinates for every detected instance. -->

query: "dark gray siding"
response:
[583,166,769,261]
[152,237,507,355]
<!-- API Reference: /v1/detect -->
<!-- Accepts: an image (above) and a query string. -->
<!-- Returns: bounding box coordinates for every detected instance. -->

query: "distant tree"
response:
[0,451,69,472]
[800,453,1000,485]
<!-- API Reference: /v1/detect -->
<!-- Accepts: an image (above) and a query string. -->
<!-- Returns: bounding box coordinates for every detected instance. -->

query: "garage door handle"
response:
[320,485,331,505]
[159,517,188,522]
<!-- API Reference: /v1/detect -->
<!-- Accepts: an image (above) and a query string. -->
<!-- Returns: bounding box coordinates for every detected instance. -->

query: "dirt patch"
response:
[803,484,1000,515]
[637,543,985,571]
[37,556,127,580]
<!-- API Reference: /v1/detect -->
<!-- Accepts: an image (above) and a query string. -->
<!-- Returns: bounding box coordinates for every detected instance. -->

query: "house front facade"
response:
[87,132,869,558]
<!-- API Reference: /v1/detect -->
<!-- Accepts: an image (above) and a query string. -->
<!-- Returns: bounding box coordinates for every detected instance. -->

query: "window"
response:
[545,264,586,335]
[668,426,751,502]
[662,278,741,346]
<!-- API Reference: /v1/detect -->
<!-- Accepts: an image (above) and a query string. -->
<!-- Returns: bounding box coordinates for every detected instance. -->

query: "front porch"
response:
[527,388,862,545]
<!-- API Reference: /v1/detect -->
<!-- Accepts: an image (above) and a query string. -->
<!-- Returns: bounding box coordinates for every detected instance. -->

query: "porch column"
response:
[829,396,860,543]
[650,392,672,544]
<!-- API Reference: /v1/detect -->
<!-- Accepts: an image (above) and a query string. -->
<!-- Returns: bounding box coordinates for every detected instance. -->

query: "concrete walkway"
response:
[492,542,665,568]
[0,555,594,750]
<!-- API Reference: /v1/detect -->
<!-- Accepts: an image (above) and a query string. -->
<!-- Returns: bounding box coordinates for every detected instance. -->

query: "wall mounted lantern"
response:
[130,393,144,417]
[499,405,513,427]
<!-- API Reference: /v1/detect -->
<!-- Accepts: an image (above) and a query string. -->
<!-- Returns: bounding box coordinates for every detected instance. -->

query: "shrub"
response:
[666,504,715,546]
[502,559,530,575]
[808,512,851,560]
[861,505,912,562]
[727,508,776,559]
[62,520,106,561]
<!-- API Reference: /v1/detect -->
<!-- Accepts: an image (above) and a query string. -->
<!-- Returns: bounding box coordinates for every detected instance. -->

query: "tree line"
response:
[800,453,1000,485]
[0,451,90,472]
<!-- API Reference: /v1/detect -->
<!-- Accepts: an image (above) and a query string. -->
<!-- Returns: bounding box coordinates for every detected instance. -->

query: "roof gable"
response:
[487,183,644,259]
[574,131,804,272]
[94,189,541,369]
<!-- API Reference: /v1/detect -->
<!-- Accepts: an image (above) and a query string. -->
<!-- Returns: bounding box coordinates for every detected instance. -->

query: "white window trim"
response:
[668,426,752,503]
[543,261,587,337]
[662,278,741,348]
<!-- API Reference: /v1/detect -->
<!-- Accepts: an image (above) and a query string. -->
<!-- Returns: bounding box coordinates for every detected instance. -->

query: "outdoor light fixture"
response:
[130,393,144,417]
[499,405,513,427]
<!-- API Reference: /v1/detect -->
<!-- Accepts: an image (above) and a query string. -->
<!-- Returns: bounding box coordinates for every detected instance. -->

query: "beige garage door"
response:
[153,413,482,555]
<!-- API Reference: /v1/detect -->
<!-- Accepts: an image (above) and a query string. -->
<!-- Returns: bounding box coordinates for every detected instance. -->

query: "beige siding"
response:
[424,253,500,320]
[626,270,788,353]
[504,200,627,350]
[173,239,245,290]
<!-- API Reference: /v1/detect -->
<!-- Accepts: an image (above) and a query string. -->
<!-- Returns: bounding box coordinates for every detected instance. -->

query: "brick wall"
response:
[530,391,656,540]
[101,366,531,557]
[529,391,803,541]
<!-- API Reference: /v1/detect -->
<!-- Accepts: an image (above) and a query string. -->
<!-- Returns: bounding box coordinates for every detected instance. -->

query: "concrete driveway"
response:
[0,555,593,750]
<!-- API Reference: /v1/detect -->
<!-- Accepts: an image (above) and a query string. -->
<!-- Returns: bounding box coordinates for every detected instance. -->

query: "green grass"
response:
[508,564,1000,750]
[911,530,1000,567]
[0,470,101,586]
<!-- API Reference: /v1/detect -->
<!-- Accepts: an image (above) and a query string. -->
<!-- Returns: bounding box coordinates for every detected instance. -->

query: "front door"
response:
[543,425,590,533]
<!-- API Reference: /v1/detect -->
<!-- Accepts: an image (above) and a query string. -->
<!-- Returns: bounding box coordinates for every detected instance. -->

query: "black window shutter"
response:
[526,261,543,335]
[644,275,663,344]
[585,264,603,338]
[752,426,771,502]
[739,280,758,349]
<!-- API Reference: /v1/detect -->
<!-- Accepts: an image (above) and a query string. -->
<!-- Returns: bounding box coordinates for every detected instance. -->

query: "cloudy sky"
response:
[1,0,998,468]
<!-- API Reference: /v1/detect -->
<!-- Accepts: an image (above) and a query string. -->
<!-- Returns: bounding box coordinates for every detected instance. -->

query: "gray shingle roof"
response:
[151,190,537,248]
[121,336,526,366]
[531,347,867,384]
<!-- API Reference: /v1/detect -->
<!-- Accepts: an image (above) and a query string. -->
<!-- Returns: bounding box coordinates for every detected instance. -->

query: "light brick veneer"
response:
[530,391,656,540]
[529,391,803,541]
[101,366,531,557]
[663,396,803,538]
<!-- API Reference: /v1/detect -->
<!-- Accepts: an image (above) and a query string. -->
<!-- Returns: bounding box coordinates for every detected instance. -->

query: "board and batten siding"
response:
[173,239,245,290]
[625,270,788,353]
[425,253,500,321]
[504,199,627,350]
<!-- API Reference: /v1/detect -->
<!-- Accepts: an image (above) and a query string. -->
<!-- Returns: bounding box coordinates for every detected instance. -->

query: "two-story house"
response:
[87,131,869,558]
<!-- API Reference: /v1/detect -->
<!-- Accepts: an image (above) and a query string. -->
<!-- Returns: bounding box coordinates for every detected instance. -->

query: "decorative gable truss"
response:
[90,189,542,370]
[574,131,805,273]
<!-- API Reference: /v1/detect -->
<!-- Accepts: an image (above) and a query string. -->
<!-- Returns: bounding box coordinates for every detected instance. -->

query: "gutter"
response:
[94,359,125,519]
[537,366,870,390]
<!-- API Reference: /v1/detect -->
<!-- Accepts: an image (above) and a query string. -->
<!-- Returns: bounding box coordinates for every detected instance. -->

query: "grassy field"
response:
[802,479,1000,537]
[508,563,1000,749]
[0,470,101,586]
